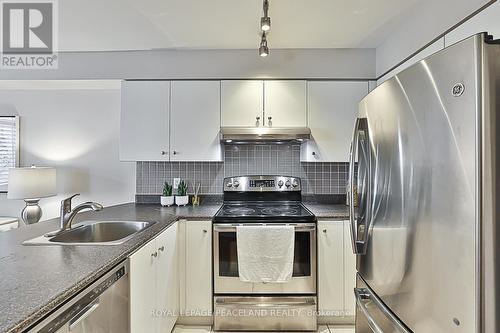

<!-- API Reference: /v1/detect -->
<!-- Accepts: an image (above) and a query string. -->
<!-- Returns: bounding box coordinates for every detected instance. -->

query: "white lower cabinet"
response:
[130,223,178,333]
[179,220,212,318]
[318,220,356,323]
[318,221,344,316]
[343,220,356,317]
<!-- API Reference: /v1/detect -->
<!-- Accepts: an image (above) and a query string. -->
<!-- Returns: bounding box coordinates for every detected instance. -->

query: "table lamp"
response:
[7,167,57,225]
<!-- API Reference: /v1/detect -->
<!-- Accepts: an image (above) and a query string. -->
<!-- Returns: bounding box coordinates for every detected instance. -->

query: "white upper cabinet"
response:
[170,81,222,161]
[121,80,222,162]
[264,80,307,127]
[301,81,368,162]
[221,80,264,127]
[120,80,170,161]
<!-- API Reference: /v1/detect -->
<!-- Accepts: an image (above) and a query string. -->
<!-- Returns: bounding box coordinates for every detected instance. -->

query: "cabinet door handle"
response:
[256,116,261,126]
[161,151,168,155]
[322,229,327,233]
[312,151,317,156]
[158,246,165,252]
[268,116,272,126]
[151,251,158,258]
[172,150,178,155]
[203,229,208,233]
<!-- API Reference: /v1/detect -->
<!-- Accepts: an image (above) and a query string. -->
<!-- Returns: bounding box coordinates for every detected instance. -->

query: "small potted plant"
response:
[160,181,174,207]
[175,180,189,206]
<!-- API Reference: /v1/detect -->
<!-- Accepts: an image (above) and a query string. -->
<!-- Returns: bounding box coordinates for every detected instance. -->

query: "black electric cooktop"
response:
[214,176,316,223]
[213,201,316,223]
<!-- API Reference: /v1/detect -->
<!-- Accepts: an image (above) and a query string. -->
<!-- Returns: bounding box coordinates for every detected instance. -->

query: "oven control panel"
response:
[224,176,301,192]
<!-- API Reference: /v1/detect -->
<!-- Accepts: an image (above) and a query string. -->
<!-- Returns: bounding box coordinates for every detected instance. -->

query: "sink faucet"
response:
[46,194,103,237]
[60,194,103,231]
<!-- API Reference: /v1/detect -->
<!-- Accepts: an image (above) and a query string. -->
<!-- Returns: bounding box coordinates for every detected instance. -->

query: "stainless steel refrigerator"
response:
[348,33,500,333]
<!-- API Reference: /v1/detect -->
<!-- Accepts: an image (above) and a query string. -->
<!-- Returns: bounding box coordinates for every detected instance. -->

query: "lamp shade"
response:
[7,167,57,200]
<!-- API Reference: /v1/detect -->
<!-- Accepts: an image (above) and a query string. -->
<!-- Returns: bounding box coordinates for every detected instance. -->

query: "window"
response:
[0,116,19,192]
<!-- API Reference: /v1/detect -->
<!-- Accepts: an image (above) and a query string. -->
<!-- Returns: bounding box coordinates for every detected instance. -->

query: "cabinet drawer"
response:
[214,296,317,331]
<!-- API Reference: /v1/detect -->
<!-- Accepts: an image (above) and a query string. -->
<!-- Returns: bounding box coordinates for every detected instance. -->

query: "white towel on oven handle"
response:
[236,225,295,283]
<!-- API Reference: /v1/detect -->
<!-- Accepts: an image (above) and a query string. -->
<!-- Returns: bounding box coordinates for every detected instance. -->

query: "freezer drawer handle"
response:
[354,288,411,333]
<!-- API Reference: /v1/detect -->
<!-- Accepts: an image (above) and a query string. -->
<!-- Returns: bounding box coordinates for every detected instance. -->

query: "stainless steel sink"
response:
[23,220,156,246]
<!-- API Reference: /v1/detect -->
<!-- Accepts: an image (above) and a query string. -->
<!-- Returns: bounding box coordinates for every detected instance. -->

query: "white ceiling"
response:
[59,0,421,52]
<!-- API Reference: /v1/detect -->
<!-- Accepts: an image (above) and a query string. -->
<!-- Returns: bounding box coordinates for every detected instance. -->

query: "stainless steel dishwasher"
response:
[28,260,129,333]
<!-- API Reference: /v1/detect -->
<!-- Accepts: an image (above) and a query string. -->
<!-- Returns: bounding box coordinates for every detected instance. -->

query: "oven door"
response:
[213,223,316,294]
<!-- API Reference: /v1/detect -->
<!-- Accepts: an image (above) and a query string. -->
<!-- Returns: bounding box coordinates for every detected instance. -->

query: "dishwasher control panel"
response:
[33,264,127,333]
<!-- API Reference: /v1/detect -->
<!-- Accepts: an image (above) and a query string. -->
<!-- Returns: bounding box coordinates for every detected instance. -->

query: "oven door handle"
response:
[215,298,316,308]
[213,225,316,232]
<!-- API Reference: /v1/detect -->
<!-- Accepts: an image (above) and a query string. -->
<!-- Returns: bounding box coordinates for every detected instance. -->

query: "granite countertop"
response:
[303,203,349,219]
[0,203,180,333]
[155,203,221,219]
[152,201,347,219]
[0,201,343,333]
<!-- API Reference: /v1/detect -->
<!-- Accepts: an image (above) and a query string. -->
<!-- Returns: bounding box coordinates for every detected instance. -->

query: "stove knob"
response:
[285,179,291,188]
[233,180,240,188]
[292,179,299,188]
[278,180,284,188]
[226,182,233,187]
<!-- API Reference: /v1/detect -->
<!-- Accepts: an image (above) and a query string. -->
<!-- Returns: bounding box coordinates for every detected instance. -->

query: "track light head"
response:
[259,33,269,57]
[261,16,271,31]
[258,0,271,57]
[259,45,269,57]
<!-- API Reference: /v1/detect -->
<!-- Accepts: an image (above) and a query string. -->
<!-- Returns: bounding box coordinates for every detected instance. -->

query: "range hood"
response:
[220,127,311,144]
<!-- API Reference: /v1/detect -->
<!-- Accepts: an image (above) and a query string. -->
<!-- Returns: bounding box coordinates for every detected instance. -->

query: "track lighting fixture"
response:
[260,0,271,31]
[261,16,271,32]
[259,32,269,57]
[258,0,271,57]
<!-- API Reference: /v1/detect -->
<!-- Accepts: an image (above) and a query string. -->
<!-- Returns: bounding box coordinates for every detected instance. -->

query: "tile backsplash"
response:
[136,145,349,195]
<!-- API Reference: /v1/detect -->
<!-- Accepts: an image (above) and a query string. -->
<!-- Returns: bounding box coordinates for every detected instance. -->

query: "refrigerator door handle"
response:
[349,117,371,255]
[355,287,411,333]
[348,118,358,254]
[349,118,363,255]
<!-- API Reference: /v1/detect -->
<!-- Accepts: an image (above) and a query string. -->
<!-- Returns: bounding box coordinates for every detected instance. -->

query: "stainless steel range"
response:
[212,175,317,332]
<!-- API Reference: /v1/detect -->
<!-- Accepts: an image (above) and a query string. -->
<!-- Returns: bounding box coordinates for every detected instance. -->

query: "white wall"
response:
[375,0,500,84]
[377,38,445,85]
[0,48,376,80]
[0,81,135,222]
[445,1,500,46]
[376,0,491,77]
